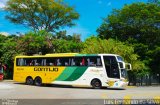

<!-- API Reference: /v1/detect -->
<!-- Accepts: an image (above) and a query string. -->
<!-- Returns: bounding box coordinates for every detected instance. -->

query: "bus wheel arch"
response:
[91,78,102,89]
[26,76,34,85]
[34,76,42,86]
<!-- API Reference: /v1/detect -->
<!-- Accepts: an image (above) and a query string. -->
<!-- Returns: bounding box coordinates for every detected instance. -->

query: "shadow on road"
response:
[13,82,125,90]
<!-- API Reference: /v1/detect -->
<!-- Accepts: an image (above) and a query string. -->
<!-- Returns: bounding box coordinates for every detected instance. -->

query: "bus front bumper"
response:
[107,80,128,89]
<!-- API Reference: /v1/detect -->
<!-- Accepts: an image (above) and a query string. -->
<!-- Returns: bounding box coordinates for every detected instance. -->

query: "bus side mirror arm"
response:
[118,62,125,69]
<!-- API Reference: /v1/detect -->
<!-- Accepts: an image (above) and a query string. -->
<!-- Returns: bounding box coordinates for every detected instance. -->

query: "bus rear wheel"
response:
[91,79,102,89]
[26,77,34,85]
[34,77,42,86]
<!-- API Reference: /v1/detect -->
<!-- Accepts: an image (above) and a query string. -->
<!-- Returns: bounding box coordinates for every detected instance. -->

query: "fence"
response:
[128,74,160,86]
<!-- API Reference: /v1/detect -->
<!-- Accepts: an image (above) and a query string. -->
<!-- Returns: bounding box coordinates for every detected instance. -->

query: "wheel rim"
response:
[92,80,101,89]
[35,78,42,86]
[95,81,100,87]
[26,78,33,85]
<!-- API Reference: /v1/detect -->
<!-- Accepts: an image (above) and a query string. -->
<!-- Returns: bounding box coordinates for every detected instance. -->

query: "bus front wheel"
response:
[26,77,34,85]
[91,79,102,89]
[34,77,42,86]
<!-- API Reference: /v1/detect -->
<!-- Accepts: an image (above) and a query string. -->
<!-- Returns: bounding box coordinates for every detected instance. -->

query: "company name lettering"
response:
[34,67,58,72]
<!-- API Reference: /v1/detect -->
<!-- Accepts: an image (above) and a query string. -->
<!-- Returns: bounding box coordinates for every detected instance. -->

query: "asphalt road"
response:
[0,80,160,105]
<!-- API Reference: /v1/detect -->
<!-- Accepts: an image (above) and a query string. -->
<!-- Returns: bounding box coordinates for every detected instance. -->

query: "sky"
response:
[0,0,147,40]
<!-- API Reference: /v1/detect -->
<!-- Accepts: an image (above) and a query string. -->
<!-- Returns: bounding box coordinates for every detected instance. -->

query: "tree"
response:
[97,3,160,73]
[52,32,83,53]
[82,36,145,71]
[148,0,160,4]
[0,34,19,79]
[15,30,83,55]
[97,3,160,46]
[148,47,160,74]
[5,0,79,32]
[0,34,7,58]
[97,3,160,47]
[16,30,54,55]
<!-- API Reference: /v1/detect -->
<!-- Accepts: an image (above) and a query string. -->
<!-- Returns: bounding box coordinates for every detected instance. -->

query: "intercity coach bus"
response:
[14,53,131,89]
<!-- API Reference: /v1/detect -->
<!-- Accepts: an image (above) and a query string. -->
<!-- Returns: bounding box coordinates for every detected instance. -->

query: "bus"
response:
[14,53,131,89]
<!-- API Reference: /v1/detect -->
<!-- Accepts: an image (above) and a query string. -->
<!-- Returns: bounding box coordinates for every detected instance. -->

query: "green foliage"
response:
[148,0,160,5]
[55,31,81,42]
[3,30,83,55]
[52,39,83,53]
[81,36,145,71]
[5,0,79,32]
[0,34,7,57]
[148,47,160,74]
[0,30,84,79]
[16,30,54,55]
[97,3,160,74]
[0,35,18,64]
[97,3,160,46]
[0,35,19,79]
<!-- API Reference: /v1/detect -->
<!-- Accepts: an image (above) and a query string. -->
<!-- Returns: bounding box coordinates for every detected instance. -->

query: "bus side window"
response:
[41,59,46,66]
[35,62,39,66]
[65,62,68,66]
[45,58,55,66]
[81,58,85,66]
[17,58,21,66]
[90,62,96,66]
[96,58,102,66]
[33,59,38,66]
[86,58,96,66]
[56,59,61,66]
[61,57,69,66]
[18,58,25,66]
[85,56,102,66]
[75,57,83,66]
[31,58,42,66]
[87,58,90,66]
[71,58,75,66]
[29,60,33,66]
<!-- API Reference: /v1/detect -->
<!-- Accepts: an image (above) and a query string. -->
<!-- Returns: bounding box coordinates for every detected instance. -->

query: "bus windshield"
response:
[121,69,128,79]
[117,56,124,62]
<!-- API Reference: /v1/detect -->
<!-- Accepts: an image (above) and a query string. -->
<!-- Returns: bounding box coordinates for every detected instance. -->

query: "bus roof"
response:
[15,53,119,58]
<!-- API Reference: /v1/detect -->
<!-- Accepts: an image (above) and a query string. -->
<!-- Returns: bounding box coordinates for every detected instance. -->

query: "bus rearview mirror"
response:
[125,63,132,70]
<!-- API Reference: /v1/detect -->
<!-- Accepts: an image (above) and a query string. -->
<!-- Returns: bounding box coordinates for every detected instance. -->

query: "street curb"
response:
[0,80,14,82]
[126,86,137,88]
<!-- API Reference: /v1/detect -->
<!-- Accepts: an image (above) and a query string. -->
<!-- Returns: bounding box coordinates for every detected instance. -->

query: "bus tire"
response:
[26,77,34,85]
[91,79,102,89]
[34,77,42,86]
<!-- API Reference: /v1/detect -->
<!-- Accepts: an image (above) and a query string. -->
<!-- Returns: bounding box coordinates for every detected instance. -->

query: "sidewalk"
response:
[0,82,14,89]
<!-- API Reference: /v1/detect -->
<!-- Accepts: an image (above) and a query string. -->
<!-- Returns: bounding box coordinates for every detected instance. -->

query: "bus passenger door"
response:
[103,56,120,87]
